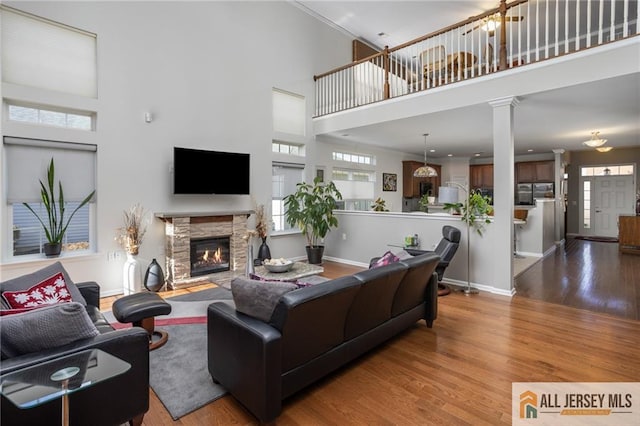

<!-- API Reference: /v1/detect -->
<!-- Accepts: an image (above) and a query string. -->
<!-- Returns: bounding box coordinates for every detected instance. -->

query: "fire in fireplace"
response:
[190,236,230,277]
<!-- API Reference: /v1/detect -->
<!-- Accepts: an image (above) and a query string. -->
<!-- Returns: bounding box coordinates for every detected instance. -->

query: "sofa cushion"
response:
[2,272,73,309]
[370,250,400,268]
[0,302,99,359]
[0,262,87,309]
[231,277,298,322]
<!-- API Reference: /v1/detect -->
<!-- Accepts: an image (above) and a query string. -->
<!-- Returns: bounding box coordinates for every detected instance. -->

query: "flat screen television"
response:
[173,147,250,195]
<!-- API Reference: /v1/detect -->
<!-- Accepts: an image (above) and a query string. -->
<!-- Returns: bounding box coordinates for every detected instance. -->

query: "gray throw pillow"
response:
[0,262,87,309]
[0,302,99,359]
[231,277,298,322]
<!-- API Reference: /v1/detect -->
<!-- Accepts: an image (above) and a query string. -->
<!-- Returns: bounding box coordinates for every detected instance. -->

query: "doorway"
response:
[580,165,636,238]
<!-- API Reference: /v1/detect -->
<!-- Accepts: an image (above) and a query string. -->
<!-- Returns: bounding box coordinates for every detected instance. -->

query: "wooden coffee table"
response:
[253,262,324,281]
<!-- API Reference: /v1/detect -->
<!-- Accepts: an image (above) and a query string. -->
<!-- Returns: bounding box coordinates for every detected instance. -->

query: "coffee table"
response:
[253,262,324,281]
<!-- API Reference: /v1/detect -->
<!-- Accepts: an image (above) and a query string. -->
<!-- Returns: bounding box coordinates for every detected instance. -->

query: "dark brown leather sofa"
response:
[207,252,440,423]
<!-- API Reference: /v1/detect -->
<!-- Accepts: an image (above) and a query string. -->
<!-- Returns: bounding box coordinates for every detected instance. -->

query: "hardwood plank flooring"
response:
[99,257,640,425]
[515,237,640,321]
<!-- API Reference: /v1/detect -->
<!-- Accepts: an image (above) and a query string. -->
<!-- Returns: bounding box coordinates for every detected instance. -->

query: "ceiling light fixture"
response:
[596,146,613,153]
[583,131,608,148]
[481,16,500,32]
[413,133,438,178]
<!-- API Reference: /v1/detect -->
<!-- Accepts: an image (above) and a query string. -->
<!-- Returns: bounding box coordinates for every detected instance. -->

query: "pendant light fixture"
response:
[413,133,438,177]
[582,131,607,148]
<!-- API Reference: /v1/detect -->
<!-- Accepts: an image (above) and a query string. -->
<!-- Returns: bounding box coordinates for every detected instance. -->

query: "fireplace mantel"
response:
[155,210,253,220]
[157,212,251,289]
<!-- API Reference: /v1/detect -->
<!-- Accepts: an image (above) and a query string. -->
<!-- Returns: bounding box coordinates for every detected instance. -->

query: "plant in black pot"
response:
[284,176,342,264]
[23,158,95,257]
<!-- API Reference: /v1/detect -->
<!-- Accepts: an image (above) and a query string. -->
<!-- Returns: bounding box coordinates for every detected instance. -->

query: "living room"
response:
[1,1,639,425]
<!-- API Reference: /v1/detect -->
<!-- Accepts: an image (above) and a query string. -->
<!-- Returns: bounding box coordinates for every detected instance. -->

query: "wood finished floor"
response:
[99,246,640,425]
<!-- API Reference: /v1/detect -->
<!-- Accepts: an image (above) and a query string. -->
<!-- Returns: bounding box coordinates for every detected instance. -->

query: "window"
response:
[583,181,591,229]
[1,5,97,98]
[332,151,375,165]
[5,137,97,258]
[272,163,304,232]
[272,141,305,156]
[332,168,375,211]
[581,165,634,176]
[272,88,307,233]
[8,103,93,131]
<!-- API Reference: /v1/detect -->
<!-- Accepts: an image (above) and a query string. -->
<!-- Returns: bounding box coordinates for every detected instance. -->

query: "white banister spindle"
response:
[623,0,629,37]
[586,0,592,48]
[637,0,640,34]
[509,11,513,67]
[544,0,549,59]
[598,0,604,44]
[535,0,540,61]
[610,0,616,41]
[565,0,569,53]
[527,1,531,63]
[576,0,580,50]
[554,0,559,56]
[518,3,523,65]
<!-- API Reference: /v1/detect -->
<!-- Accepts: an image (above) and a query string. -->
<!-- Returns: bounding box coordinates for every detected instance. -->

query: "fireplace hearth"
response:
[190,236,230,277]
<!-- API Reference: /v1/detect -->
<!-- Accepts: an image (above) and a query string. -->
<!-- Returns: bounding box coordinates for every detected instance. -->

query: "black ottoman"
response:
[112,292,172,350]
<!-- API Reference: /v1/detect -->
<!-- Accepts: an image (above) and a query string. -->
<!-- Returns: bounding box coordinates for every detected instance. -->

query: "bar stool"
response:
[514,209,528,258]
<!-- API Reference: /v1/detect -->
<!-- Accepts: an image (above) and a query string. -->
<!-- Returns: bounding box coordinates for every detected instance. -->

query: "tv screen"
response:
[173,147,250,195]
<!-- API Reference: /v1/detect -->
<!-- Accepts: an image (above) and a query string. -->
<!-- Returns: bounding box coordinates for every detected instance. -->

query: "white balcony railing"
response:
[314,0,639,117]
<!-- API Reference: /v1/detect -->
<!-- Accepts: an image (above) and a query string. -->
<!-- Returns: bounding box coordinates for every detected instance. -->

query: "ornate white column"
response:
[552,148,566,244]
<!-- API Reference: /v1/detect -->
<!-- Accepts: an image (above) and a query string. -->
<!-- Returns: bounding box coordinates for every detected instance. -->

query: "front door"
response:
[592,175,635,237]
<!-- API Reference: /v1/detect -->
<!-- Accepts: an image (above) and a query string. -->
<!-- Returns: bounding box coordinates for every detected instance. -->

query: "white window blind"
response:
[4,137,97,203]
[272,89,305,136]
[1,6,97,98]
[272,162,304,232]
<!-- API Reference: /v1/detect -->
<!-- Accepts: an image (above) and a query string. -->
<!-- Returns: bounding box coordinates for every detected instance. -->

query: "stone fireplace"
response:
[155,211,251,289]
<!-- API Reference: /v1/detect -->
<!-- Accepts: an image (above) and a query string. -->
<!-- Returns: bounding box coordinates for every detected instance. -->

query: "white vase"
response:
[123,253,143,295]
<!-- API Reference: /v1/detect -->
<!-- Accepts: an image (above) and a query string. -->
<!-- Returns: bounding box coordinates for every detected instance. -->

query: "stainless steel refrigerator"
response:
[533,182,555,200]
[516,183,533,205]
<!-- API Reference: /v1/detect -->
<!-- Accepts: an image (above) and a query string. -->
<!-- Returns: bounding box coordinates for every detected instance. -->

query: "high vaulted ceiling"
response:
[295,1,640,159]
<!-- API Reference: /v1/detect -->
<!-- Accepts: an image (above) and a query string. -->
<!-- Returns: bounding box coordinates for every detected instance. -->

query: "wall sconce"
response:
[144,112,153,123]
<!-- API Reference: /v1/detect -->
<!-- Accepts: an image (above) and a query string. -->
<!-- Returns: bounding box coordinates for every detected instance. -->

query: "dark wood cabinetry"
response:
[619,216,640,254]
[516,161,554,183]
[469,164,493,189]
[402,161,441,198]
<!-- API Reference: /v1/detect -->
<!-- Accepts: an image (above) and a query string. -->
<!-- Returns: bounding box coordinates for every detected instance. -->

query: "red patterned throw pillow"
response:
[2,273,73,309]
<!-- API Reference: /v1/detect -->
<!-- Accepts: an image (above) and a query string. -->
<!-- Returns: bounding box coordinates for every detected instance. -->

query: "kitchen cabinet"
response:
[516,161,554,183]
[619,216,640,255]
[469,164,494,189]
[402,161,441,198]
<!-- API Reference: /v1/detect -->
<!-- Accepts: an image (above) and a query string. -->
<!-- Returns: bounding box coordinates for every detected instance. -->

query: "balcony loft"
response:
[312,0,639,122]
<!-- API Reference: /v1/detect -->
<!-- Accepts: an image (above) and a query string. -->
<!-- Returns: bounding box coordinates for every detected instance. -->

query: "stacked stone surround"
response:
[156,211,251,289]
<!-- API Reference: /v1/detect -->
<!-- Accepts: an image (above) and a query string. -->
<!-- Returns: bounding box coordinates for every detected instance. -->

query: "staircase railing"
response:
[313,0,639,117]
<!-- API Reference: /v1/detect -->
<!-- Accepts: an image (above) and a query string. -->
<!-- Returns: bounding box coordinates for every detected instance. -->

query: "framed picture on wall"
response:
[383,173,397,191]
[316,168,325,182]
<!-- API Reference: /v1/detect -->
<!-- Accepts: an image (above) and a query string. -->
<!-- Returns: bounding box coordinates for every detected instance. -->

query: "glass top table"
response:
[0,349,130,425]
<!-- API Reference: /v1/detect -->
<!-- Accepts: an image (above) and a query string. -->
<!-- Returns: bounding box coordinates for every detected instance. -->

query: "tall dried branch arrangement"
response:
[255,204,268,240]
[116,203,149,255]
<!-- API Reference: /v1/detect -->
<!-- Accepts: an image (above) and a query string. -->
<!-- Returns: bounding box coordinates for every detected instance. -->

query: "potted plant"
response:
[443,202,463,215]
[284,176,342,264]
[23,158,95,257]
[461,189,493,236]
[254,204,271,264]
[371,197,389,212]
[418,194,430,212]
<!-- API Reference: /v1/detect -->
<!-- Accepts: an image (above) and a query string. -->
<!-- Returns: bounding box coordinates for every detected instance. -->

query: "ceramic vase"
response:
[245,244,255,276]
[123,253,143,295]
[144,258,165,292]
[257,238,271,263]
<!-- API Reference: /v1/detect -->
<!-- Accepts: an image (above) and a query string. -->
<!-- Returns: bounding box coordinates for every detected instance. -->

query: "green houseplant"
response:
[371,197,389,212]
[284,176,342,264]
[23,158,95,257]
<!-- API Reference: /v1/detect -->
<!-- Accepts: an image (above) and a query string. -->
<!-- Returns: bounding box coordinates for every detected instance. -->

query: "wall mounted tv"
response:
[173,147,250,195]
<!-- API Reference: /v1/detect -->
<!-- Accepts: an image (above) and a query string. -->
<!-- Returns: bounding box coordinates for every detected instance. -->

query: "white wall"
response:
[0,1,353,294]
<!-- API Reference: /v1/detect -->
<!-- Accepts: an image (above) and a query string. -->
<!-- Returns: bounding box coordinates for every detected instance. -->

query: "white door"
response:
[593,176,635,237]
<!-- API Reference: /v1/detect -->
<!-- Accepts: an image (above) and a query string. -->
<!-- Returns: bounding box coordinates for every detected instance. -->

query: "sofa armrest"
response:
[0,327,149,426]
[207,301,282,423]
[76,281,100,309]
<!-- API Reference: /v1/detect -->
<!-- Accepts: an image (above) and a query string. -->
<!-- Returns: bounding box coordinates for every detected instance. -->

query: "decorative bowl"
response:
[263,260,294,273]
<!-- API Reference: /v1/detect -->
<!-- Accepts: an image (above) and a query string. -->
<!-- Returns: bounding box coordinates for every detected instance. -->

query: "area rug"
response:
[574,236,619,243]
[149,323,227,420]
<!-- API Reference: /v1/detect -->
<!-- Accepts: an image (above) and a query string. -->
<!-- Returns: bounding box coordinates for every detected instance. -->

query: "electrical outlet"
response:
[342,233,347,240]
[115,251,122,261]
[107,251,116,262]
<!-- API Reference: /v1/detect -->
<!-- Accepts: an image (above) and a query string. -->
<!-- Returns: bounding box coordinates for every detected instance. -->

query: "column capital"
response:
[489,96,520,108]
[552,148,566,154]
